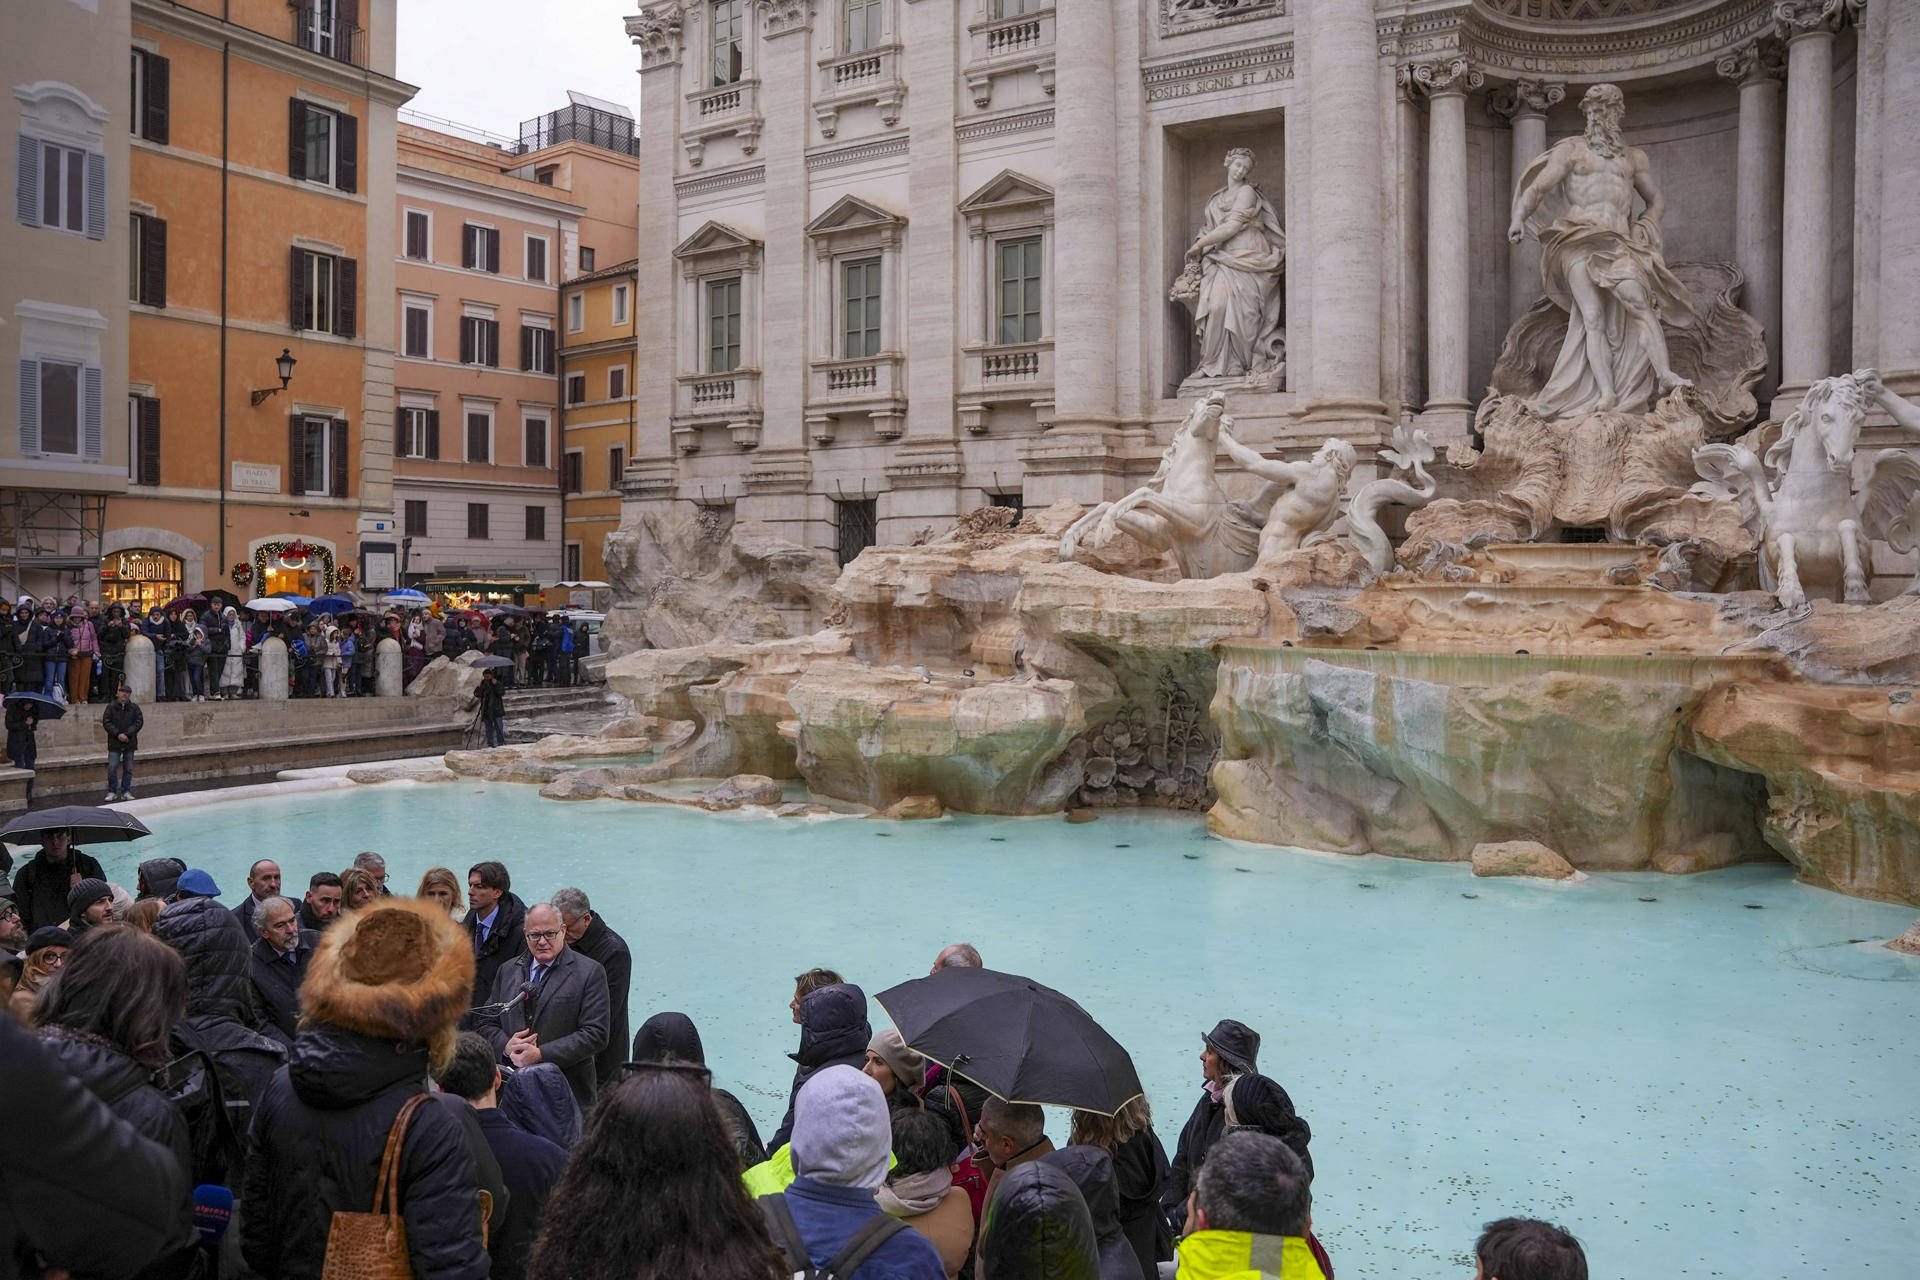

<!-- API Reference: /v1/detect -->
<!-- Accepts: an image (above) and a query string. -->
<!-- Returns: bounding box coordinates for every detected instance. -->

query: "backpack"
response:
[757,1193,908,1280]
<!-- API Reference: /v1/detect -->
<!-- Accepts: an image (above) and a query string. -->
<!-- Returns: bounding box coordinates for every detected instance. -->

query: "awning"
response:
[415,578,537,594]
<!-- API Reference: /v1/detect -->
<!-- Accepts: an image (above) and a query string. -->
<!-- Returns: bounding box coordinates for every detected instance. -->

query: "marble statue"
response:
[1059,391,1262,579]
[1694,374,1920,610]
[1172,148,1286,390]
[1219,428,1355,562]
[1347,424,1438,574]
[1507,83,1694,419]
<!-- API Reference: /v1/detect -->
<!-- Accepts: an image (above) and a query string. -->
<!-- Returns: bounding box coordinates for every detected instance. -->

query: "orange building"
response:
[559,259,637,582]
[112,0,414,603]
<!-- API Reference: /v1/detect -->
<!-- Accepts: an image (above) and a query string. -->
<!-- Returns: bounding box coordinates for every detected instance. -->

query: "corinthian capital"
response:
[1715,36,1787,86]
[1773,0,1865,38]
[626,1,686,71]
[1486,79,1564,122]
[755,0,815,38]
[1401,57,1485,100]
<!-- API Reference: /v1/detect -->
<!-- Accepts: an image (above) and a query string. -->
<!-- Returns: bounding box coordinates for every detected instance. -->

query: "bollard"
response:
[375,637,402,697]
[124,633,156,701]
[259,637,289,700]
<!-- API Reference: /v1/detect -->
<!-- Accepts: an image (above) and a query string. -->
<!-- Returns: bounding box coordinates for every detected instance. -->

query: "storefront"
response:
[244,537,343,599]
[417,577,538,608]
[99,550,183,614]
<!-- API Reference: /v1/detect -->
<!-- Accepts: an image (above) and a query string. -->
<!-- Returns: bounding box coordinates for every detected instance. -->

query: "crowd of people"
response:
[0,838,1593,1280]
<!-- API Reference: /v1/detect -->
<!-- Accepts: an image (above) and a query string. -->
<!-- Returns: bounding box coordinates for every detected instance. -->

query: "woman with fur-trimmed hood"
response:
[242,898,490,1280]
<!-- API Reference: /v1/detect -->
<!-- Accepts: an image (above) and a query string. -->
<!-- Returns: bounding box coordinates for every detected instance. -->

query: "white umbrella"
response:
[381,589,432,606]
[244,598,297,613]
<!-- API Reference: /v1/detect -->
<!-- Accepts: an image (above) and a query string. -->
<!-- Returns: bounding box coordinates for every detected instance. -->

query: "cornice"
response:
[674,164,767,198]
[1389,0,1783,83]
[131,0,418,108]
[955,107,1053,143]
[807,136,911,171]
[1141,39,1293,104]
[396,165,586,222]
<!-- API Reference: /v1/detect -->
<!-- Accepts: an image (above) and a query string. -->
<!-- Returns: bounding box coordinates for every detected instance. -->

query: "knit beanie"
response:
[66,878,112,922]
[791,1064,891,1191]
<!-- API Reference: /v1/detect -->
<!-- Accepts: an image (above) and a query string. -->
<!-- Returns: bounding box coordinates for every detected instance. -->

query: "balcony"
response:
[814,44,905,139]
[682,78,763,167]
[673,369,763,452]
[292,4,366,68]
[964,5,1056,111]
[959,340,1054,434]
[805,355,906,444]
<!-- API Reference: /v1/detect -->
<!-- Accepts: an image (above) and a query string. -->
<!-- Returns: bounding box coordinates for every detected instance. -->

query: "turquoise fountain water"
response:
[94,782,1919,1278]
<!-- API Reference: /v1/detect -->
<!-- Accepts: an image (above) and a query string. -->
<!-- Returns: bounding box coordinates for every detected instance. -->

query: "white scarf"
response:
[876,1166,953,1218]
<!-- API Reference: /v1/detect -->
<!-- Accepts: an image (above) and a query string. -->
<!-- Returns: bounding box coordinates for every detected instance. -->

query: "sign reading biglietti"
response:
[232,462,281,493]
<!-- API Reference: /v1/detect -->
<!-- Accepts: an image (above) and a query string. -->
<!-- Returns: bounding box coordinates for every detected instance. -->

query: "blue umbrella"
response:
[306,594,359,616]
[381,589,431,607]
[2,692,66,720]
[269,592,313,606]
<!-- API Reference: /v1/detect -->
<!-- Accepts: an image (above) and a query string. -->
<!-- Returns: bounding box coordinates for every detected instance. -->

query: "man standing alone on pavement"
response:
[101,685,141,801]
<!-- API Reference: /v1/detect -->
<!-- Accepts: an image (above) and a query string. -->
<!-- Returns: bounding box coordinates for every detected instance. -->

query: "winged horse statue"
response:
[1693,372,1920,611]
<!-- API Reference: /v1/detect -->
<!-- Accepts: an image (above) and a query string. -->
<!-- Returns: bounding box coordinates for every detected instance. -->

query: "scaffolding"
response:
[0,489,108,599]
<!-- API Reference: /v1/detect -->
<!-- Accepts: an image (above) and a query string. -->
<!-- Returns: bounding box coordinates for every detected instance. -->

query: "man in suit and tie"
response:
[248,895,319,1042]
[481,902,610,1110]
[465,860,527,1009]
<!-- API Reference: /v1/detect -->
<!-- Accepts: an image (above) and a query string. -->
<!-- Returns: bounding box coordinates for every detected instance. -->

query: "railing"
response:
[985,17,1043,57]
[827,363,879,394]
[834,54,884,86]
[698,87,742,117]
[690,376,737,406]
[517,104,639,158]
[984,349,1041,381]
[292,4,366,67]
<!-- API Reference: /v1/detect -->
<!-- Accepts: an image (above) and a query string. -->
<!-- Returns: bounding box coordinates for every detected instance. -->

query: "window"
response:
[995,0,1041,14]
[403,304,430,358]
[290,416,344,497]
[608,445,626,486]
[37,360,81,455]
[404,209,430,260]
[566,372,587,405]
[706,277,741,373]
[844,0,882,51]
[398,407,437,459]
[18,357,102,459]
[564,543,583,580]
[131,49,169,144]
[835,498,877,568]
[711,0,744,86]
[563,451,584,494]
[609,365,627,400]
[612,284,630,326]
[287,101,356,192]
[129,395,161,485]
[16,85,107,239]
[521,324,555,374]
[526,506,547,541]
[299,0,343,60]
[38,143,87,233]
[291,249,356,337]
[579,247,596,273]
[467,503,489,540]
[996,235,1043,345]
[989,491,1024,522]
[535,165,557,186]
[129,212,167,308]
[462,223,500,273]
[460,315,499,366]
[465,410,491,463]
[566,292,584,333]
[404,499,427,536]
[525,236,548,282]
[842,257,881,358]
[524,417,548,468]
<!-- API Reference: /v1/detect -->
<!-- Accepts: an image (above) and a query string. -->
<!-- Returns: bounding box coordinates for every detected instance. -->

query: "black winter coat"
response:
[768,982,872,1153]
[980,1161,1101,1280]
[1041,1147,1141,1280]
[0,1017,191,1280]
[242,1026,489,1280]
[568,911,632,1088]
[103,697,144,751]
[463,891,526,1009]
[250,930,320,1042]
[476,678,505,720]
[1110,1127,1173,1277]
[36,1026,194,1176]
[1162,1091,1224,1230]
[153,897,287,1105]
[11,849,107,933]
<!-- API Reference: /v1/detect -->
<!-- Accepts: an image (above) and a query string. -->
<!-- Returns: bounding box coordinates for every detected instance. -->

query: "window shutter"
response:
[520,325,533,371]
[288,418,305,494]
[459,319,473,365]
[335,257,357,339]
[288,100,308,179]
[425,409,440,460]
[144,54,170,144]
[486,228,500,274]
[138,397,162,486]
[140,215,167,307]
[84,151,106,240]
[16,135,40,227]
[330,418,349,498]
[17,359,39,454]
[82,365,103,458]
[485,320,499,368]
[336,113,358,193]
[290,247,308,330]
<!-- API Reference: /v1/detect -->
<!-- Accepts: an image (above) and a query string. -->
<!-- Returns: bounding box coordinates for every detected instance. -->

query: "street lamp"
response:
[250,348,299,407]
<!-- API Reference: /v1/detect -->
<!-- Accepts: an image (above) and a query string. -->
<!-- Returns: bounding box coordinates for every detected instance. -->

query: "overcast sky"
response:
[396,0,643,141]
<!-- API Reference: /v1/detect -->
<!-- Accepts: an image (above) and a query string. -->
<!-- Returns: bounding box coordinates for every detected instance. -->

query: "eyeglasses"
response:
[526,930,563,942]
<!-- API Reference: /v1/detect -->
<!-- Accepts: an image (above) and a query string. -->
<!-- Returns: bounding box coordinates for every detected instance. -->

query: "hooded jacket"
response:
[1042,1147,1145,1280]
[979,1161,1101,1280]
[138,857,186,901]
[497,1062,582,1149]
[153,896,286,1105]
[11,848,107,933]
[769,982,872,1153]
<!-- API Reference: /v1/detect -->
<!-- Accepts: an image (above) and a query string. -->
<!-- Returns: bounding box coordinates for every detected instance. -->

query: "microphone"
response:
[194,1184,234,1245]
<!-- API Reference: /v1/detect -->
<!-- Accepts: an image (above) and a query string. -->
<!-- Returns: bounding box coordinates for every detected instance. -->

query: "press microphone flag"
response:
[194,1184,234,1244]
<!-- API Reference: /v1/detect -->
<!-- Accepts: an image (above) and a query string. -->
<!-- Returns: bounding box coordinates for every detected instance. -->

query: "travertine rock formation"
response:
[1471,841,1577,880]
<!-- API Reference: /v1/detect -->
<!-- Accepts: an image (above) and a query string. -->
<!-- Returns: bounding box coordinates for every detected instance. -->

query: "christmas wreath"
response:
[251,539,341,591]
[231,562,253,587]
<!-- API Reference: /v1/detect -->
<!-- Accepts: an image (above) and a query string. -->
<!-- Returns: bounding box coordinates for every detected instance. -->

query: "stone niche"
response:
[1157,109,1286,400]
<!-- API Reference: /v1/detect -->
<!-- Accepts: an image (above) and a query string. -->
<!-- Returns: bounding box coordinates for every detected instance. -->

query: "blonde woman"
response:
[417,866,466,923]
[338,867,379,912]
[1070,1095,1173,1276]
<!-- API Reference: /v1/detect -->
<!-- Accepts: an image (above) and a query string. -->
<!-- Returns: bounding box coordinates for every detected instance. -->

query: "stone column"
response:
[1300,0,1387,431]
[625,2,690,504]
[375,637,402,696]
[1879,1,1920,384]
[1778,3,1839,393]
[258,638,288,701]
[1049,0,1119,435]
[1488,80,1564,329]
[1408,58,1483,436]
[1718,39,1787,401]
[1396,78,1424,412]
[124,633,155,702]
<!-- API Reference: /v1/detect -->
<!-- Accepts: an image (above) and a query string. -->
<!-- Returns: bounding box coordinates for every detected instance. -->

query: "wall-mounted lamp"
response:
[250,348,299,407]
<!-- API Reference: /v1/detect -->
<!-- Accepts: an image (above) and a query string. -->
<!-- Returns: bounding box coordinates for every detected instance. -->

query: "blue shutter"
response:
[17,359,40,454]
[16,135,39,227]
[82,364,104,458]
[84,150,106,240]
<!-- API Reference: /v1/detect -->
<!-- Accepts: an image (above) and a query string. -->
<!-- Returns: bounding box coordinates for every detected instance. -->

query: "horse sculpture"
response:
[1693,373,1920,611]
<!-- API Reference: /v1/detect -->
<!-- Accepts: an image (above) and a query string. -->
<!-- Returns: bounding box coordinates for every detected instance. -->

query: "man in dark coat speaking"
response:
[480,902,609,1111]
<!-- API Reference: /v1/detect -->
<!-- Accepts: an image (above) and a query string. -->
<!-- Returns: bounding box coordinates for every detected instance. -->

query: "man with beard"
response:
[300,871,344,932]
[11,831,105,932]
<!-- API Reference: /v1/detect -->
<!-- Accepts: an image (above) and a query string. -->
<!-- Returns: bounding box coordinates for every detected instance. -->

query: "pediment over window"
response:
[806,194,905,238]
[958,170,1053,218]
[673,220,763,260]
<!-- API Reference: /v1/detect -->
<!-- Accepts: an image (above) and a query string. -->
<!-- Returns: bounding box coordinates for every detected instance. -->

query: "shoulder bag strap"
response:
[945,1082,972,1139]
[374,1094,431,1221]
[823,1214,909,1280]
[755,1193,811,1273]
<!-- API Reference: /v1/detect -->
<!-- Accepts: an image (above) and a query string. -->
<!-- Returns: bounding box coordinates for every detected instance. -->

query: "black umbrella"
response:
[873,967,1143,1115]
[0,805,150,846]
[3,692,66,720]
[468,655,514,669]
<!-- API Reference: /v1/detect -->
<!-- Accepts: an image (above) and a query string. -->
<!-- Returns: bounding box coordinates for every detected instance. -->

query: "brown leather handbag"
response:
[320,1095,494,1280]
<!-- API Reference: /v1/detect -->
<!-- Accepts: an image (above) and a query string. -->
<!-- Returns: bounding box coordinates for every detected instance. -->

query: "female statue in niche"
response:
[1173,147,1286,389]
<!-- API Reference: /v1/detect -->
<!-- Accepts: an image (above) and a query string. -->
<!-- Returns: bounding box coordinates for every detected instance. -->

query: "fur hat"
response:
[300,897,474,1071]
